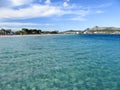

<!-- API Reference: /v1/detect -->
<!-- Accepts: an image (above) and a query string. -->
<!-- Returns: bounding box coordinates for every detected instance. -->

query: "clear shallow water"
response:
[0,34,120,90]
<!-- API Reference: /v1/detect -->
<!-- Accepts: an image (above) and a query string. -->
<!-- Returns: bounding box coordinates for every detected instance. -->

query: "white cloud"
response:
[96,10,104,14]
[67,10,90,16]
[69,16,86,21]
[0,5,65,19]
[0,22,54,27]
[97,3,112,8]
[0,3,90,20]
[11,0,33,6]
[0,22,41,26]
[76,10,89,16]
[0,22,54,31]
[63,0,71,7]
[0,0,91,21]
[45,0,51,5]
[63,2,69,7]
[0,0,34,7]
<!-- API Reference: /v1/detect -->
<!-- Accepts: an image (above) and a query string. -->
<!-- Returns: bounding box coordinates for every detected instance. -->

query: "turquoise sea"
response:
[0,34,120,90]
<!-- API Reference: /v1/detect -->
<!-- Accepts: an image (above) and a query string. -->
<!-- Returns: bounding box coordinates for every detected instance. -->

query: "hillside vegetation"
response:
[84,26,120,34]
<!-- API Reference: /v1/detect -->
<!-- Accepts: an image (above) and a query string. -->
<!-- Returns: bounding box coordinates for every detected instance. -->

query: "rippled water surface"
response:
[0,34,120,90]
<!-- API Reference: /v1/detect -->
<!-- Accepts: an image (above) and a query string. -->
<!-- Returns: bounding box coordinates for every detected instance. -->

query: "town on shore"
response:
[0,26,120,36]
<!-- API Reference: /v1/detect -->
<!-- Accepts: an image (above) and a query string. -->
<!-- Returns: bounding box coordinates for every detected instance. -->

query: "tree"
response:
[50,31,59,34]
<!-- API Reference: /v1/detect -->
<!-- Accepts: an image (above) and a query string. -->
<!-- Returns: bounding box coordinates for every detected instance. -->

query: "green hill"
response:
[84,26,120,34]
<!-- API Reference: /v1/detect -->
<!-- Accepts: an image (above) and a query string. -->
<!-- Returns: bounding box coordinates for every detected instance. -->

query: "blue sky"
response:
[0,0,120,31]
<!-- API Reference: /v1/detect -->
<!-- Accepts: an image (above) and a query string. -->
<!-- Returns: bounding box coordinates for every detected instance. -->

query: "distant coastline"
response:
[0,26,120,37]
[63,26,120,34]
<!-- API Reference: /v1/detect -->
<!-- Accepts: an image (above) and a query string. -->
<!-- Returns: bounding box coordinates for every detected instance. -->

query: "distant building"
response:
[63,30,83,34]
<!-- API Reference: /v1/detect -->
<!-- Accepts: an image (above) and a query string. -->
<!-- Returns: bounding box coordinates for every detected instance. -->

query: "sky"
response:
[0,0,120,31]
